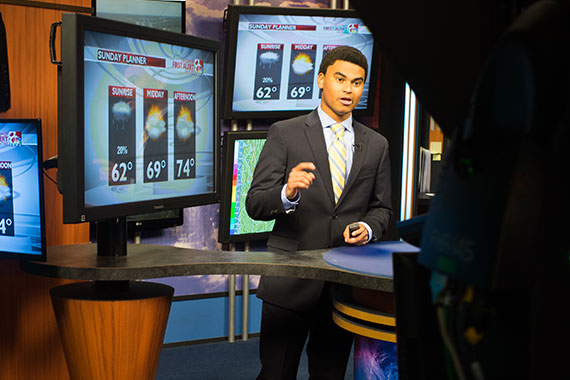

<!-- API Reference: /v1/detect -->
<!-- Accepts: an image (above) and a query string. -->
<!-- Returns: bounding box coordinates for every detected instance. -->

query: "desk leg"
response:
[50,281,173,380]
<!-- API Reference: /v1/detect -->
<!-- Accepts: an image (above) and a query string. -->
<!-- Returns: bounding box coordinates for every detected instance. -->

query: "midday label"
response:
[287,44,316,100]
[254,43,283,100]
[143,88,168,183]
[108,86,136,186]
[173,91,196,180]
[0,161,15,236]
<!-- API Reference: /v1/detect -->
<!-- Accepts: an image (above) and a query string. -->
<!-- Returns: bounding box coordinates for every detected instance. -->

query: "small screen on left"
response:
[0,119,45,260]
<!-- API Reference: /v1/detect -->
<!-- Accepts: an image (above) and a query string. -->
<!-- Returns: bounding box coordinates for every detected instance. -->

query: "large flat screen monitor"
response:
[218,130,274,243]
[222,5,379,120]
[56,13,220,224]
[93,0,185,34]
[0,119,46,261]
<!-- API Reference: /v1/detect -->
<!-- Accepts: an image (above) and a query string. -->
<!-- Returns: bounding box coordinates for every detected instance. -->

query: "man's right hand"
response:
[286,162,316,200]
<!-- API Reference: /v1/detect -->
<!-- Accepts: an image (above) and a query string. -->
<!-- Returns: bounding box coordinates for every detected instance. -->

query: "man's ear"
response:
[317,72,324,90]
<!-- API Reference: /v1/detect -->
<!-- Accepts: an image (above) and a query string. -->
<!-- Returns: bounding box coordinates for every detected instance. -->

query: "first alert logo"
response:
[0,131,22,147]
[346,24,359,34]
[172,58,204,76]
[194,59,203,75]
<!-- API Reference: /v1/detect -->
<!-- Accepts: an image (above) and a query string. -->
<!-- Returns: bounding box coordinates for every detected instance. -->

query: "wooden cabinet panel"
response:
[1,1,90,379]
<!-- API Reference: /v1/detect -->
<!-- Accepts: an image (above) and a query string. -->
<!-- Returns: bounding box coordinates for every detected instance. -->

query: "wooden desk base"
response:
[50,281,173,380]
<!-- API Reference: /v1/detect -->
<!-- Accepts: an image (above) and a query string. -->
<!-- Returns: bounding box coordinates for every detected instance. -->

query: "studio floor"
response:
[156,337,355,380]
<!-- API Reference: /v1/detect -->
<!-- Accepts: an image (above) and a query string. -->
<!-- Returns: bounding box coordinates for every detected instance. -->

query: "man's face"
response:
[317,59,366,123]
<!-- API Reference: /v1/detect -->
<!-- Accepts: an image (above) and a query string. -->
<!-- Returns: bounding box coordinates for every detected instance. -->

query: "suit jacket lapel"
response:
[340,122,368,204]
[304,111,335,205]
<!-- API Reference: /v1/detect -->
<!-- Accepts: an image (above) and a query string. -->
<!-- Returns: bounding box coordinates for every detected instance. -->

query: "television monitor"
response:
[222,5,379,120]
[93,0,185,34]
[0,119,46,261]
[56,13,220,225]
[218,130,274,243]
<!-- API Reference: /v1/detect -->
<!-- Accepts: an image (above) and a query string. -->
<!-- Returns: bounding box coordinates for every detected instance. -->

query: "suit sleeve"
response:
[246,124,288,221]
[361,139,393,241]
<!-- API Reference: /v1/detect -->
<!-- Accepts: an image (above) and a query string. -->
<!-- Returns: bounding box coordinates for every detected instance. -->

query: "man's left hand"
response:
[343,223,368,245]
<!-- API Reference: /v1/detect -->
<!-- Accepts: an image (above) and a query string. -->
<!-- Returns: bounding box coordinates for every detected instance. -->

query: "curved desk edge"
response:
[21,243,394,292]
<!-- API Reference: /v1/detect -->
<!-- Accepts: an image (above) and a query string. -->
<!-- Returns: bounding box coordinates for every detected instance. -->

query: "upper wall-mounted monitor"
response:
[0,119,46,261]
[93,0,185,34]
[222,5,379,120]
[56,13,220,224]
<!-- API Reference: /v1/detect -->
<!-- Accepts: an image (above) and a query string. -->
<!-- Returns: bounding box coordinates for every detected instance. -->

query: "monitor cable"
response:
[43,155,58,186]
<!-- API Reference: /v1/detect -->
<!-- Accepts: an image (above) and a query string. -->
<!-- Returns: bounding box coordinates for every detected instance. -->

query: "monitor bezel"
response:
[126,208,184,232]
[218,129,272,244]
[221,4,380,120]
[58,13,220,224]
[0,118,47,262]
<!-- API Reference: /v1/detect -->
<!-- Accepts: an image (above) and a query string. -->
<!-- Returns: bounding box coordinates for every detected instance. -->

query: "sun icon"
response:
[0,175,11,202]
[292,53,313,75]
[145,105,166,140]
[176,106,195,142]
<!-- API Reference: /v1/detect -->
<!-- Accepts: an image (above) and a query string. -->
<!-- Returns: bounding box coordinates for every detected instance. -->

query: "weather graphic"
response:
[254,43,283,100]
[143,88,169,183]
[291,53,313,75]
[173,91,196,180]
[145,105,167,140]
[111,101,131,130]
[175,106,195,141]
[258,51,280,69]
[0,173,11,202]
[288,44,316,100]
[108,85,136,186]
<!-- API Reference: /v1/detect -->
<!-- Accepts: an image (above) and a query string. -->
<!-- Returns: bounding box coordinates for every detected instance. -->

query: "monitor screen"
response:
[222,5,379,120]
[57,14,220,223]
[218,130,274,243]
[94,0,185,34]
[0,119,46,261]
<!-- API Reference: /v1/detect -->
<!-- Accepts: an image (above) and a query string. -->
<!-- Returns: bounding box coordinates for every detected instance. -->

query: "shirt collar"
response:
[317,106,353,133]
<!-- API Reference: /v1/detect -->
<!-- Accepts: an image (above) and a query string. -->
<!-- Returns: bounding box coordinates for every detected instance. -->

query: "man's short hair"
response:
[318,46,368,79]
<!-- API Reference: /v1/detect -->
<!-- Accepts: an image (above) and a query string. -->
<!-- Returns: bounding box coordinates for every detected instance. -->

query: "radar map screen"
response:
[219,130,273,243]
[229,137,274,235]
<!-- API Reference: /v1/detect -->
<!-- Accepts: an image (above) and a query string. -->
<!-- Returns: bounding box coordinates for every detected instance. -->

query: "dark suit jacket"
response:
[246,109,392,311]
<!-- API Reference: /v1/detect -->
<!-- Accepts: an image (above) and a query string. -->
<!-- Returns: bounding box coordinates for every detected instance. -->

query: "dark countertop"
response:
[21,243,394,292]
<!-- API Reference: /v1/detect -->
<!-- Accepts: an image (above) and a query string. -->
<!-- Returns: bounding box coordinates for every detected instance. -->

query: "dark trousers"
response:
[257,284,353,380]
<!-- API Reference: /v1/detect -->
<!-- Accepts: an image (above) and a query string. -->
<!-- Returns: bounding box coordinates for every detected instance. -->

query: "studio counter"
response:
[20,242,418,380]
[21,243,396,291]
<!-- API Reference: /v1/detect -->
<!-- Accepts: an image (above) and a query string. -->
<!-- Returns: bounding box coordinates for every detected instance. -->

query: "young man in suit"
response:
[246,46,392,379]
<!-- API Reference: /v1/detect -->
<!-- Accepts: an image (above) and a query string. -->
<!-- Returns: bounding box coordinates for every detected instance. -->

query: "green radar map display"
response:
[229,138,274,236]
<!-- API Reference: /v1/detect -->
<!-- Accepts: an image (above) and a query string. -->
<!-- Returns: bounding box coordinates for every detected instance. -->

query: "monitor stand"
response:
[96,217,127,257]
[50,216,174,379]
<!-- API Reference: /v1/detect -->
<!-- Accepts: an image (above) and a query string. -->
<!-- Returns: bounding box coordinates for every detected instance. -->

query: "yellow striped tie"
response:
[329,123,346,204]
